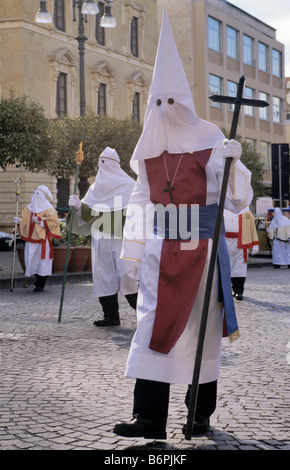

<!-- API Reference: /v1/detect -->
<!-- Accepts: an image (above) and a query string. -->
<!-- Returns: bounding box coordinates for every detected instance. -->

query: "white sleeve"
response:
[213,148,254,214]
[121,160,153,263]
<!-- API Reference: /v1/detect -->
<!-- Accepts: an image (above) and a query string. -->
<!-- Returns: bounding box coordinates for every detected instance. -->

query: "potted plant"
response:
[53,222,91,273]
[67,232,91,273]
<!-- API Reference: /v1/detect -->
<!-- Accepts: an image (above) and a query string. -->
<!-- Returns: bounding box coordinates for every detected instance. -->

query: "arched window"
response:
[53,0,65,32]
[130,17,138,57]
[91,61,115,116]
[49,48,77,118]
[98,83,107,115]
[95,2,105,45]
[127,72,149,123]
[132,92,140,122]
[56,73,67,117]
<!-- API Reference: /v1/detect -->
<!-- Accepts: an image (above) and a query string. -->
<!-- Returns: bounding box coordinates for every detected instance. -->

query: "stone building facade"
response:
[0,0,288,231]
[158,0,286,191]
[0,0,158,230]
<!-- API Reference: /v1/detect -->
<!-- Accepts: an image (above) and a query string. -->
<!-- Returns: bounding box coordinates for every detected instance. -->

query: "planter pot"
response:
[52,246,73,273]
[84,248,92,271]
[17,245,89,274]
[68,246,90,272]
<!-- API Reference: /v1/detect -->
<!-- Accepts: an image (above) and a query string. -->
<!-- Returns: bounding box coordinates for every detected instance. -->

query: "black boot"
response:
[182,381,217,436]
[114,379,168,439]
[125,292,138,310]
[113,414,166,440]
[94,294,120,326]
[33,274,47,292]
[231,277,245,300]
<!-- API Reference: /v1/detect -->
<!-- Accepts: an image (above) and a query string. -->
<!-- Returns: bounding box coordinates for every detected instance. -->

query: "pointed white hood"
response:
[270,208,290,228]
[28,185,54,213]
[81,147,135,213]
[130,9,224,174]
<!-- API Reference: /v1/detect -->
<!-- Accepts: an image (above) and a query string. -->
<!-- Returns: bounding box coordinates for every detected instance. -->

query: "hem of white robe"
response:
[93,285,138,298]
[25,268,52,277]
[125,352,220,385]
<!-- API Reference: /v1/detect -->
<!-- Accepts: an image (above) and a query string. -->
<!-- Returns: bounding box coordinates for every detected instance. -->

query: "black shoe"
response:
[93,319,120,327]
[182,416,209,436]
[33,287,44,292]
[113,415,167,440]
[125,293,138,310]
[235,294,243,300]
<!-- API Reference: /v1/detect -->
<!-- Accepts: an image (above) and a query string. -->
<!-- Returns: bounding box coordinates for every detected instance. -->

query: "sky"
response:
[228,0,290,76]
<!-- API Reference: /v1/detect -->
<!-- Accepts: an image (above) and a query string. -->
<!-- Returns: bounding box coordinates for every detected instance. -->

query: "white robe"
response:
[225,210,248,278]
[91,237,137,298]
[74,210,138,298]
[121,150,253,385]
[271,238,290,265]
[24,239,52,277]
[71,151,138,298]
[268,209,290,266]
[24,186,55,277]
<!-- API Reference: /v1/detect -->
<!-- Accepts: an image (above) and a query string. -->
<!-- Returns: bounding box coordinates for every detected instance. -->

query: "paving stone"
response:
[0,262,289,451]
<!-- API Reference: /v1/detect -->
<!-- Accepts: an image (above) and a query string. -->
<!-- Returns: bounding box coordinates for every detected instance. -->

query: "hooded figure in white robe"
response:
[113,10,254,440]
[69,146,138,326]
[224,207,259,300]
[267,208,290,266]
[15,185,61,291]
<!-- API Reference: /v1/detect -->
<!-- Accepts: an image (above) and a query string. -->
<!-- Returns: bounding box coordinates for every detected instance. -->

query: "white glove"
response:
[223,139,242,160]
[14,216,20,224]
[251,245,259,255]
[69,195,81,210]
[32,216,41,224]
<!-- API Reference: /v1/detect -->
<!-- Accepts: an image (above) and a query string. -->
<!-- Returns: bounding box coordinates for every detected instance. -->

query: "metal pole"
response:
[184,79,268,440]
[58,143,84,322]
[76,1,87,116]
[10,178,22,292]
[278,145,282,208]
[184,76,245,440]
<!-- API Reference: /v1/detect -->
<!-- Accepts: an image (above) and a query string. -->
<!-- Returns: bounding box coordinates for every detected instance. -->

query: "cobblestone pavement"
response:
[0,252,289,454]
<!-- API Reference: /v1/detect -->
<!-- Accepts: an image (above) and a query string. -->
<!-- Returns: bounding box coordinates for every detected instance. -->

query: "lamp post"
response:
[35,0,116,116]
[74,0,94,116]
[100,0,116,28]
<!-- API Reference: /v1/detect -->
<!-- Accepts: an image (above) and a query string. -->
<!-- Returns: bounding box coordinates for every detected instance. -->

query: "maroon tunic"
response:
[145,149,212,354]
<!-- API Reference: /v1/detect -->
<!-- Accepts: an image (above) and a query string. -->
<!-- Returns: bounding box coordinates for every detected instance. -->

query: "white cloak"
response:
[224,209,248,278]
[268,209,290,266]
[24,239,52,277]
[71,148,138,298]
[121,151,253,385]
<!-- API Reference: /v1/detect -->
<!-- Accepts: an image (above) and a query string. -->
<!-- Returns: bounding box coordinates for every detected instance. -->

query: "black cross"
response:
[209,75,269,140]
[163,180,175,203]
[184,75,269,441]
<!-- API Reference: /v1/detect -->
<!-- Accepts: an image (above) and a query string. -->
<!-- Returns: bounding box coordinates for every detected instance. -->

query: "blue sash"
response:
[153,203,239,340]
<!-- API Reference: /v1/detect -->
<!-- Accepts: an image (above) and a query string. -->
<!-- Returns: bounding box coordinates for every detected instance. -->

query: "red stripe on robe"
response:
[22,213,54,259]
[145,150,212,354]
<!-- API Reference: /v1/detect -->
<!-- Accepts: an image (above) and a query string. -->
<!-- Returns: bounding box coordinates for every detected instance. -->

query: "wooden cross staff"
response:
[58,143,84,323]
[10,177,22,292]
[184,75,269,440]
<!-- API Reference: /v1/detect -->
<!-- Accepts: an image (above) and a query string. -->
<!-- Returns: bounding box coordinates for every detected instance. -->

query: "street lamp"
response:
[35,0,53,23]
[81,0,99,15]
[35,0,116,116]
[100,0,117,28]
[73,0,99,116]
